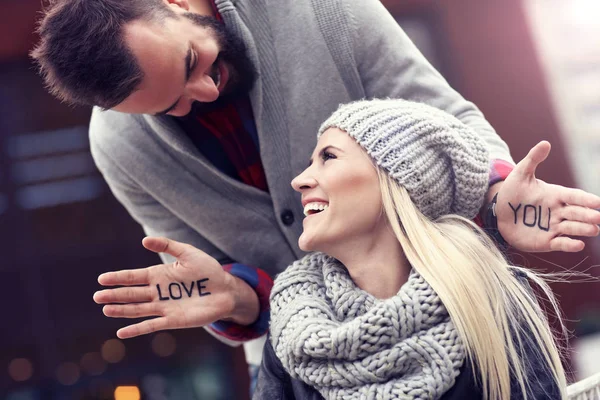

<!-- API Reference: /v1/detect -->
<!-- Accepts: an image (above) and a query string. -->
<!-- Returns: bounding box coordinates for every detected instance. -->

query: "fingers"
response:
[116,318,169,339]
[560,205,600,225]
[98,268,150,286]
[549,237,585,253]
[142,237,195,259]
[102,303,161,319]
[549,220,599,252]
[560,187,600,210]
[556,221,600,238]
[94,286,153,304]
[514,141,551,178]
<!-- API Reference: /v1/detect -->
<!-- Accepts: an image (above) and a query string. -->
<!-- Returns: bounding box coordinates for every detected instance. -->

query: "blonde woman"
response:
[254,99,568,400]
[93,99,600,399]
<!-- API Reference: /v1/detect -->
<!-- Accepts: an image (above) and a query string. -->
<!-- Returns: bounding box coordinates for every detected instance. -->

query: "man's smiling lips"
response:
[209,59,229,93]
[217,62,229,92]
[209,63,220,86]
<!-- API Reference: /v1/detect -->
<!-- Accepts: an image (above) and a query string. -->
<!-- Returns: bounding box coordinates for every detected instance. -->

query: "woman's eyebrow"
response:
[308,145,343,166]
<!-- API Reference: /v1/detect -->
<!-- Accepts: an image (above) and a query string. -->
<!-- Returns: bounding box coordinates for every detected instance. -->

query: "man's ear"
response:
[162,0,190,11]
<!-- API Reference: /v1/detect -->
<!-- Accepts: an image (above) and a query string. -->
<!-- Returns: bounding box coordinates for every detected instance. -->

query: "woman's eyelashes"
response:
[321,151,337,162]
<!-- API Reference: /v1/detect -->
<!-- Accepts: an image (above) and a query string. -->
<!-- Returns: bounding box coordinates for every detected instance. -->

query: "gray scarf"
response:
[269,252,466,400]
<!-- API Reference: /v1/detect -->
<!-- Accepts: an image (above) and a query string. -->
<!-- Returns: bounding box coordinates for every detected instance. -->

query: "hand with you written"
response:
[495,141,600,252]
[93,237,259,339]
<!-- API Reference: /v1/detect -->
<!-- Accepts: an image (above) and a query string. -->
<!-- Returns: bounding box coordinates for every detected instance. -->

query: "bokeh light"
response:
[55,362,80,386]
[114,386,141,400]
[151,332,177,358]
[7,358,33,382]
[80,352,107,376]
[141,373,167,395]
[5,389,37,400]
[101,339,126,363]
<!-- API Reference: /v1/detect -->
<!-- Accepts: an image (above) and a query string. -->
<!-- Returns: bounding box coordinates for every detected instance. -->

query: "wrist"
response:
[483,192,508,248]
[480,181,504,218]
[210,263,272,341]
[481,159,514,216]
[227,275,260,326]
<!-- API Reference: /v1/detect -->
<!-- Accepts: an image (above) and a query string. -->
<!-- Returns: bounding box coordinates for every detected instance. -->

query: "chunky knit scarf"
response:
[269,252,466,400]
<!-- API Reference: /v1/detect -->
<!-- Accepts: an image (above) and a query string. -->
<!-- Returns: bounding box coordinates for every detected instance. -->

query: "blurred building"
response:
[0,0,598,399]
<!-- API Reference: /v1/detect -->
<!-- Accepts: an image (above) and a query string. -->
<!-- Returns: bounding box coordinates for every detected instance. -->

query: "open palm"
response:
[496,141,600,252]
[93,237,238,339]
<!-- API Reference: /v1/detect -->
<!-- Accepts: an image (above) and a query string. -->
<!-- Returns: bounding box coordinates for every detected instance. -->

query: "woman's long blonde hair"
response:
[378,171,567,400]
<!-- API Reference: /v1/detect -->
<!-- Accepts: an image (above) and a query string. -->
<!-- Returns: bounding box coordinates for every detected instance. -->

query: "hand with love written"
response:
[496,141,600,252]
[93,237,259,339]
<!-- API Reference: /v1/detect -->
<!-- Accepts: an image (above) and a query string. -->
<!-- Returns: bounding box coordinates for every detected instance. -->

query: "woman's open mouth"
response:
[303,202,329,217]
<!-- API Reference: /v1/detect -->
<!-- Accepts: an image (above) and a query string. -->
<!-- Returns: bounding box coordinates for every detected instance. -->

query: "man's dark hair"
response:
[31,0,175,109]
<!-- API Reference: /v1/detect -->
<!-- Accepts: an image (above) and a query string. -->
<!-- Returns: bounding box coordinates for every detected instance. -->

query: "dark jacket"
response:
[253,334,562,400]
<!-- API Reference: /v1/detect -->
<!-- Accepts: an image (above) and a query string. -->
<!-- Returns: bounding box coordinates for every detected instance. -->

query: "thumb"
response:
[515,140,551,178]
[142,237,193,259]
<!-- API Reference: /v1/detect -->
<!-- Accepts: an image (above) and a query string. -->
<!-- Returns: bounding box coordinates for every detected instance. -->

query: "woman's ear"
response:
[162,0,190,11]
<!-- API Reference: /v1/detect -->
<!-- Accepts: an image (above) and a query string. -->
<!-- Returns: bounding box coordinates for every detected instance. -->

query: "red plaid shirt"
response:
[195,0,271,341]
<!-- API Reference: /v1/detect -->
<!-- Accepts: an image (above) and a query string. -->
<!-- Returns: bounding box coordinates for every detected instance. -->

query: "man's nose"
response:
[186,74,220,103]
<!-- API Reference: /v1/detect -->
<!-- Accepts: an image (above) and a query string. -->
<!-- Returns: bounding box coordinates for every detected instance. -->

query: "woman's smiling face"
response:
[291,128,385,253]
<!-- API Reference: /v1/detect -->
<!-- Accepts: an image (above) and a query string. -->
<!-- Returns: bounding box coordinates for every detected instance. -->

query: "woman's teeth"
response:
[303,202,329,217]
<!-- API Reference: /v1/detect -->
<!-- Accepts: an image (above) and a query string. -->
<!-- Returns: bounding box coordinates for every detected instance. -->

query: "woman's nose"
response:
[291,169,317,192]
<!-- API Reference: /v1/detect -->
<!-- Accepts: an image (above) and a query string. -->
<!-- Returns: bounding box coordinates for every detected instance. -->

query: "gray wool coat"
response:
[89,0,514,362]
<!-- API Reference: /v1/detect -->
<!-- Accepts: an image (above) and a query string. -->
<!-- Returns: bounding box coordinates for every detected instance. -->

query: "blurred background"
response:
[0,0,599,399]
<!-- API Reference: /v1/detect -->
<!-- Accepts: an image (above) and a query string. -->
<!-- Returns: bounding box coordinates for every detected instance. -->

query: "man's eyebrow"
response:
[153,46,194,116]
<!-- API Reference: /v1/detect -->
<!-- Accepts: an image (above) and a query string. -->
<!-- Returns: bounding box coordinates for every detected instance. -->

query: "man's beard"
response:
[183,13,257,113]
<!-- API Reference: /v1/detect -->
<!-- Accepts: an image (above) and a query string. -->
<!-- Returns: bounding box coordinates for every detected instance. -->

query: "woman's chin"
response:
[298,233,320,252]
[298,238,312,252]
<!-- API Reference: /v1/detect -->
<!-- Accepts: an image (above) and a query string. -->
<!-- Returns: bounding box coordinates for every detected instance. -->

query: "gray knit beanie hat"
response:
[318,99,490,220]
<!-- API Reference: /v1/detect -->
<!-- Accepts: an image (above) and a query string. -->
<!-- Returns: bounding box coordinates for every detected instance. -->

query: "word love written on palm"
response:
[156,278,211,301]
[509,201,550,231]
